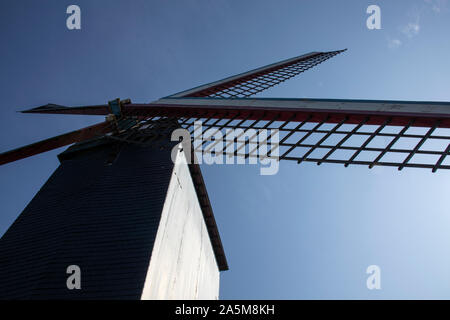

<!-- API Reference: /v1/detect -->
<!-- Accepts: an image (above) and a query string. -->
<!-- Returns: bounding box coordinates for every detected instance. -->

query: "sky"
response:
[1,0,450,299]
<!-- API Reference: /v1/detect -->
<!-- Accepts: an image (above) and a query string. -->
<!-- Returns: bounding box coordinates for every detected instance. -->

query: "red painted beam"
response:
[168,50,346,98]
[22,104,109,116]
[122,102,450,129]
[0,121,113,166]
[19,99,450,129]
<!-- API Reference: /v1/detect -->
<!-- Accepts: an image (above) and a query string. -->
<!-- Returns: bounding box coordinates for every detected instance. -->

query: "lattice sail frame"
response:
[175,109,450,172]
[170,50,346,98]
[92,98,450,173]
[3,49,450,172]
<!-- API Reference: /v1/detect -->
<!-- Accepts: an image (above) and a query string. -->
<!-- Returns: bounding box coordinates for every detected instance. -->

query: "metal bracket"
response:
[106,98,136,133]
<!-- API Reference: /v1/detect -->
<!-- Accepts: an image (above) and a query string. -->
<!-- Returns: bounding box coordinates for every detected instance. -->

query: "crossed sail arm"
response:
[3,48,450,172]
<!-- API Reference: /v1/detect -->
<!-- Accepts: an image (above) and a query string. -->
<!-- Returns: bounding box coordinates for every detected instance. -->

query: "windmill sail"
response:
[0,121,114,165]
[168,50,346,98]
[2,49,450,171]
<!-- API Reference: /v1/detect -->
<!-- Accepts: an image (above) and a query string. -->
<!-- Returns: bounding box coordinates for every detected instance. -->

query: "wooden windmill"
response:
[1,49,450,299]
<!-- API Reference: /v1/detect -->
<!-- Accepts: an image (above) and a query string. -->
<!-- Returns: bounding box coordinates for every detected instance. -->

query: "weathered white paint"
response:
[140,149,220,300]
[153,97,450,116]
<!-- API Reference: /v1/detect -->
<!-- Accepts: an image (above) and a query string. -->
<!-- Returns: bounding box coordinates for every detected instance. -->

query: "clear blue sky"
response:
[1,0,450,299]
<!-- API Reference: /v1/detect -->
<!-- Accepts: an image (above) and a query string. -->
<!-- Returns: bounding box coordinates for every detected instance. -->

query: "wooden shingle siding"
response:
[0,142,174,299]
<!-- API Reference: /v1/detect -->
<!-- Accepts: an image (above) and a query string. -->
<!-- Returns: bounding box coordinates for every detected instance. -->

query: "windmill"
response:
[1,49,450,299]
